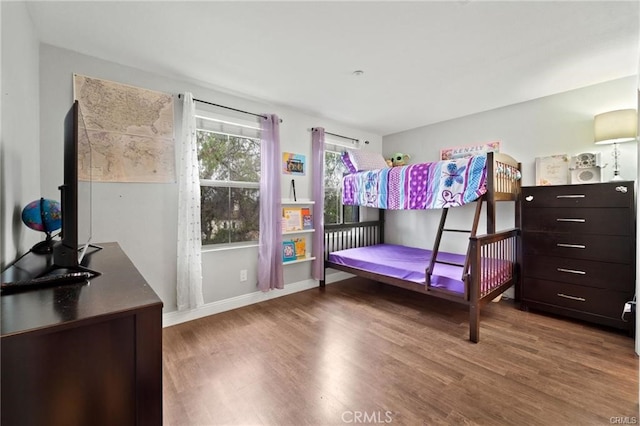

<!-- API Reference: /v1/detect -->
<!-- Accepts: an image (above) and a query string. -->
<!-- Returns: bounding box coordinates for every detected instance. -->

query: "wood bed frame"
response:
[320,152,522,343]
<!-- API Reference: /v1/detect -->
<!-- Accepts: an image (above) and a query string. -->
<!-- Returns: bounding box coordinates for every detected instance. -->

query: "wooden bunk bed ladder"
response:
[426,197,484,298]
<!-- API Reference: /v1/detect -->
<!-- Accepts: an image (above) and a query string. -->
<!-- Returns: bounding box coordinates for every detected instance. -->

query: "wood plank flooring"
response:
[163,278,638,425]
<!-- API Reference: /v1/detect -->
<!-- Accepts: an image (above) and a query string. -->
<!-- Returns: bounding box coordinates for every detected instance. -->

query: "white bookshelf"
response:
[283,255,316,265]
[282,229,316,236]
[281,199,315,205]
[282,199,315,265]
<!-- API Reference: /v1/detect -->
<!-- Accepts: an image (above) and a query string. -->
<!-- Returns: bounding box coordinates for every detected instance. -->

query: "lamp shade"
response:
[594,109,638,145]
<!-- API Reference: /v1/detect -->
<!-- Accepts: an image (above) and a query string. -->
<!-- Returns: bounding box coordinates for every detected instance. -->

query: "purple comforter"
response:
[342,155,488,210]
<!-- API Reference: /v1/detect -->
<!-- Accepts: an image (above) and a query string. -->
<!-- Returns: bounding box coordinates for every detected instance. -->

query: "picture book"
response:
[282,207,303,232]
[294,238,306,259]
[282,240,296,262]
[301,207,313,230]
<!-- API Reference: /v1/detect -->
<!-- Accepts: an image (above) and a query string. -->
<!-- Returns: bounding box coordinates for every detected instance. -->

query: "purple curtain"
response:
[258,114,284,291]
[311,128,325,280]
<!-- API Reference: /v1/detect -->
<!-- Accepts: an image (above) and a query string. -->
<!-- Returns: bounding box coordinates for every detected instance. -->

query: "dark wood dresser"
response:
[1,242,163,426]
[520,181,636,331]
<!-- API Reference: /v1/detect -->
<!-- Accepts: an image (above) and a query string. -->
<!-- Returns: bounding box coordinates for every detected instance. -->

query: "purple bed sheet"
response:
[328,244,468,294]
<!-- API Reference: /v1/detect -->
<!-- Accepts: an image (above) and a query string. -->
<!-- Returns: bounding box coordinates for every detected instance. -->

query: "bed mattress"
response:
[328,243,467,294]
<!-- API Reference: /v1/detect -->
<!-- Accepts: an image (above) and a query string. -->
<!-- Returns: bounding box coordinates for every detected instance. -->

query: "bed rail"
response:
[486,152,522,234]
[487,152,522,201]
[466,228,519,342]
[323,219,383,261]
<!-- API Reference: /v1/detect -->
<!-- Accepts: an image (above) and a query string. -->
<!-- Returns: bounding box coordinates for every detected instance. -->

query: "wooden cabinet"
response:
[1,242,163,426]
[520,182,635,330]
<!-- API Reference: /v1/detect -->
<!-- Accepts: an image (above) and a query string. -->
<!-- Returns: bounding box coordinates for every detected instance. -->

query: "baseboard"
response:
[163,270,355,328]
[325,270,354,284]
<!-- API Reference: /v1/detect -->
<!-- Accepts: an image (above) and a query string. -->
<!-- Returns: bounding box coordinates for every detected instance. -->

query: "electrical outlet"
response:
[240,269,248,282]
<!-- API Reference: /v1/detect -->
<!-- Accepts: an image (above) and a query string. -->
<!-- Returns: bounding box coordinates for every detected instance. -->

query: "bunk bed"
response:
[320,151,522,343]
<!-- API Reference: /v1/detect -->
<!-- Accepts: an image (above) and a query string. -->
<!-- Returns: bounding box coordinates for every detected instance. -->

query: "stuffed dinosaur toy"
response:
[390,152,411,167]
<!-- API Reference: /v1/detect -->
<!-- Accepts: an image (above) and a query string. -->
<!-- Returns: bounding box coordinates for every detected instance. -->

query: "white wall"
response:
[383,76,638,297]
[1,2,41,268]
[39,44,382,314]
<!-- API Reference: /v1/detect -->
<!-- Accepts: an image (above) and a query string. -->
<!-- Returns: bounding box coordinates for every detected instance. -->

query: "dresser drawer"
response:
[522,207,630,235]
[522,182,633,208]
[522,278,631,320]
[522,232,632,262]
[523,255,632,291]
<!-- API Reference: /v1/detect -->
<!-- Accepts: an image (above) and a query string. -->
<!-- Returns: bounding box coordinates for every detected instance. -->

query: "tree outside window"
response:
[197,131,260,246]
[324,150,358,224]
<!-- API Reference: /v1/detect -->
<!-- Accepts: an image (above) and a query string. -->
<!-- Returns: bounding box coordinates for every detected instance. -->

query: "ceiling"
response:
[25,1,639,136]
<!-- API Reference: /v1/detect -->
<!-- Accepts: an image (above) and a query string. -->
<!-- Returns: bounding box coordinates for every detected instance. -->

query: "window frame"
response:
[196,111,262,249]
[323,147,359,225]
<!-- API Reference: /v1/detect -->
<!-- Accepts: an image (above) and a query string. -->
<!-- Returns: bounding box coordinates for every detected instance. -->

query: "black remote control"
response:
[1,271,93,294]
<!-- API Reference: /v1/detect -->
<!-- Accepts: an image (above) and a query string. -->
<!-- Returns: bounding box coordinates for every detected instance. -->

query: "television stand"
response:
[1,241,103,286]
[1,242,163,426]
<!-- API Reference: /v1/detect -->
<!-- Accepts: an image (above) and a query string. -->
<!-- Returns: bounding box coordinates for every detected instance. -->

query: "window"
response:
[324,148,358,225]
[196,112,261,246]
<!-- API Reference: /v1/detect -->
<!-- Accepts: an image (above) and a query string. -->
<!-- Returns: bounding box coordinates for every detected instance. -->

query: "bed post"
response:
[379,209,385,244]
[514,161,522,302]
[486,152,496,234]
[320,231,326,288]
[469,238,481,343]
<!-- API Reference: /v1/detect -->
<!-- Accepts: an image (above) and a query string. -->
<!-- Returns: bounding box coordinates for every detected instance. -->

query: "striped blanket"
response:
[342,155,488,209]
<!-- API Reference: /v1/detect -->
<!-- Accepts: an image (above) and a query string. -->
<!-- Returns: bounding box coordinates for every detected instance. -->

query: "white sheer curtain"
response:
[176,92,204,310]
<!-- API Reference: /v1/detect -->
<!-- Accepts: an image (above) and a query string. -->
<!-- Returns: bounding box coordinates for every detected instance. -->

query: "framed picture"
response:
[282,152,306,175]
[440,141,500,161]
[535,154,569,186]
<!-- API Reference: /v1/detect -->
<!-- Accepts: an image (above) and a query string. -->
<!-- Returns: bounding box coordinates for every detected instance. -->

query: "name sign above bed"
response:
[440,141,500,161]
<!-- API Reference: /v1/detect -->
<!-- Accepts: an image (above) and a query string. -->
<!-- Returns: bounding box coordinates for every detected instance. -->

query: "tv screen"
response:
[77,104,93,264]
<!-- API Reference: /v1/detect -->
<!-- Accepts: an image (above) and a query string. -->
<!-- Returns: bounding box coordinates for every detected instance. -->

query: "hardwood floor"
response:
[163,278,638,425]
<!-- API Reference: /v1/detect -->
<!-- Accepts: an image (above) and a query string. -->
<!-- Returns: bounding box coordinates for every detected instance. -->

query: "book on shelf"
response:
[282,240,296,262]
[282,238,307,262]
[294,237,306,259]
[282,207,303,232]
[301,207,313,230]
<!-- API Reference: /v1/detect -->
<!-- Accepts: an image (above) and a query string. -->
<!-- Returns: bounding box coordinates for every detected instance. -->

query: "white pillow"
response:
[345,150,388,172]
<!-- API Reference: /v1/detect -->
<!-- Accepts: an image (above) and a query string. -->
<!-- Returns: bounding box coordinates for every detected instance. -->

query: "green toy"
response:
[390,152,411,167]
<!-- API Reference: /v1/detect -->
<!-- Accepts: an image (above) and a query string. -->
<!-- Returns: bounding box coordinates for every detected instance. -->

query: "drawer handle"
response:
[556,194,585,199]
[556,218,586,223]
[615,186,628,193]
[557,268,586,275]
[557,243,586,249]
[525,195,533,202]
[557,293,586,302]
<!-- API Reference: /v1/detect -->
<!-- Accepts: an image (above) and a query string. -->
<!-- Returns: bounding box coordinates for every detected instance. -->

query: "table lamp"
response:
[594,109,638,181]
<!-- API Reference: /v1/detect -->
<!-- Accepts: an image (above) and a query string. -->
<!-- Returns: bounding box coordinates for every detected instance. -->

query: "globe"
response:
[21,198,62,234]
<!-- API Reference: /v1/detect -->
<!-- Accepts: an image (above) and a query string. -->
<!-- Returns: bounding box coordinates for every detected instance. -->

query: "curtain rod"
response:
[312,128,369,144]
[178,94,282,122]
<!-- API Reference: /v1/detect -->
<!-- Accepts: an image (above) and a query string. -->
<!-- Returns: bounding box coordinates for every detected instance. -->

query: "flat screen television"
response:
[52,100,81,267]
[53,100,100,275]
[0,101,100,285]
